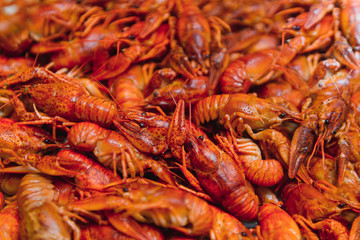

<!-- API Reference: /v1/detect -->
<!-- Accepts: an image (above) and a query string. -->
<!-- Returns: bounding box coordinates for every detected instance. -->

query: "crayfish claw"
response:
[337,137,351,185]
[167,99,186,159]
[289,124,316,179]
[304,0,335,29]
[332,36,360,70]
[209,44,229,95]
[168,45,197,79]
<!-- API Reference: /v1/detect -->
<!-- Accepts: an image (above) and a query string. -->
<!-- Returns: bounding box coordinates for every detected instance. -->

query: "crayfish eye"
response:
[338,203,346,208]
[204,54,210,59]
[153,91,159,97]
[43,138,54,144]
[332,130,337,134]
[123,187,129,192]
[324,119,330,125]
[128,35,136,40]
[198,135,204,140]
[141,112,146,116]
[139,122,145,128]
[190,55,195,60]
[292,25,300,31]
[241,232,247,236]
[279,113,286,118]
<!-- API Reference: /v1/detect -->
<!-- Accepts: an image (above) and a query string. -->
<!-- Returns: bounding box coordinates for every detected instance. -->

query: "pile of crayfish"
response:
[2,0,360,239]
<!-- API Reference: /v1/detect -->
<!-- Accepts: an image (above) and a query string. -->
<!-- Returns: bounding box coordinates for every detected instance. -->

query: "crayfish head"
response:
[282,12,308,37]
[185,124,222,171]
[39,137,59,152]
[124,110,170,138]
[29,128,59,154]
[317,97,348,142]
[116,114,169,155]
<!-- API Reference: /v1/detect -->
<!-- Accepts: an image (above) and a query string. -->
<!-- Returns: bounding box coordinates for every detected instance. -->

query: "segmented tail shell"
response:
[1,174,24,196]
[67,122,109,152]
[74,96,118,127]
[221,180,259,221]
[236,138,284,186]
[57,149,119,189]
[17,173,72,240]
[17,173,55,211]
[258,203,301,240]
[192,94,231,125]
[67,122,122,171]
[68,122,152,180]
[219,59,251,93]
[246,159,284,187]
[110,78,145,111]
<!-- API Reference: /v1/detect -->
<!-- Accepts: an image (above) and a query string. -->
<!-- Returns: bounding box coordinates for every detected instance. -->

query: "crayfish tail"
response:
[245,159,284,187]
[192,94,230,125]
[222,180,259,221]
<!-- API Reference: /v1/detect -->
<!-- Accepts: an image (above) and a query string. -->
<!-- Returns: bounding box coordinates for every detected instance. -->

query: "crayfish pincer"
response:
[0,67,121,128]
